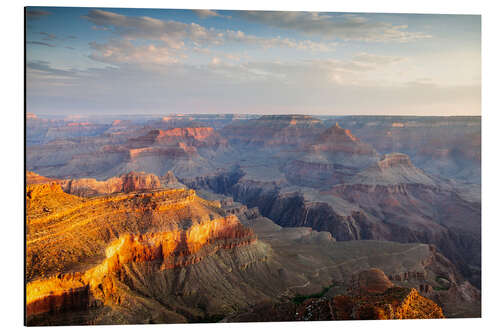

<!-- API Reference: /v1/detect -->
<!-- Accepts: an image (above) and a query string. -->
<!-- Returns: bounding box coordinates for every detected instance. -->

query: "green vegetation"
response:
[434,276,450,291]
[292,283,336,304]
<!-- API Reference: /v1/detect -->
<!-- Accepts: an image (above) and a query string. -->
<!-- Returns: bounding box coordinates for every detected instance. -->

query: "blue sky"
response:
[26,7,481,116]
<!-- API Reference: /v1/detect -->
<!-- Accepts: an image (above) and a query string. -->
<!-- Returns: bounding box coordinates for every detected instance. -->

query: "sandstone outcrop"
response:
[26,171,186,197]
[60,171,163,197]
[228,269,444,321]
[26,183,263,324]
[128,127,227,149]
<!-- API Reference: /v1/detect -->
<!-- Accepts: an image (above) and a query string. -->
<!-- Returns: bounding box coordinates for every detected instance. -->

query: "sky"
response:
[25,7,481,116]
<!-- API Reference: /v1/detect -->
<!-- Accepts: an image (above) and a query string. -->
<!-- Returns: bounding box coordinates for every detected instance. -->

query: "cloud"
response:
[83,9,198,48]
[26,58,480,116]
[224,30,336,51]
[82,9,336,62]
[193,9,229,19]
[89,39,180,65]
[239,11,432,42]
[27,60,78,79]
[39,32,57,41]
[352,52,406,65]
[26,9,51,20]
[27,41,56,47]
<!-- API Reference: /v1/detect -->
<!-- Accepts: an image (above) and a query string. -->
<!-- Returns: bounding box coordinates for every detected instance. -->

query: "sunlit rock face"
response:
[25,182,259,324]
[228,269,445,321]
[26,216,255,318]
[60,171,162,197]
[128,127,227,149]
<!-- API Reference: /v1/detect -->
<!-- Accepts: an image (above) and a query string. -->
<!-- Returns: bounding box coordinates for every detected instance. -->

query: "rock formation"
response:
[228,269,444,321]
[27,171,186,197]
[25,183,266,325]
[221,115,325,147]
[25,114,481,324]
[348,153,436,185]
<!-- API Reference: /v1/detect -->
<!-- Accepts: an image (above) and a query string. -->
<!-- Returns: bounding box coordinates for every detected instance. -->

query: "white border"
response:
[3,1,499,332]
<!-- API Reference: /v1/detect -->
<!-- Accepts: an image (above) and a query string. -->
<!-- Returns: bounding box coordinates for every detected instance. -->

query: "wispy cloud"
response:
[26,8,52,20]
[27,60,78,79]
[352,52,405,65]
[39,32,57,41]
[27,41,56,48]
[193,9,230,19]
[82,9,336,61]
[239,11,432,42]
[89,39,181,65]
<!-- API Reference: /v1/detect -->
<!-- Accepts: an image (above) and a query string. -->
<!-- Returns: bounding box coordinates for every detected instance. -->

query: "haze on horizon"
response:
[26,7,481,116]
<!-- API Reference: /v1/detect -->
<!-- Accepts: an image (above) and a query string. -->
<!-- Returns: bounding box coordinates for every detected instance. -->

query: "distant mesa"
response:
[378,153,413,169]
[317,122,360,143]
[348,153,436,186]
[221,114,325,147]
[309,123,377,155]
[127,127,227,149]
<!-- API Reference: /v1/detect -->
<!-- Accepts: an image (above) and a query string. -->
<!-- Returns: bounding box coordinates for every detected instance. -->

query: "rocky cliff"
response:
[26,171,186,197]
[221,115,325,147]
[227,269,444,321]
[184,166,481,289]
[25,183,274,325]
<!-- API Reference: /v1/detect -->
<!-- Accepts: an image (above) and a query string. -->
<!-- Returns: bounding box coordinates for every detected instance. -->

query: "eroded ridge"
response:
[26,183,256,319]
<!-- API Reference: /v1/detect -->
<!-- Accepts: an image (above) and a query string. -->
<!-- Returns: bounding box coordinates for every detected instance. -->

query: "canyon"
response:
[25,113,481,324]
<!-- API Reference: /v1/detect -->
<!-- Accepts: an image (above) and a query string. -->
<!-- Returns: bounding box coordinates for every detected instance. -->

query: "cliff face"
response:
[184,167,481,289]
[332,116,481,184]
[283,160,359,187]
[26,171,58,185]
[221,115,325,147]
[281,124,379,187]
[228,269,444,322]
[309,123,377,155]
[27,171,186,197]
[26,215,256,319]
[26,180,478,324]
[26,182,262,323]
[348,153,436,186]
[128,127,227,149]
[60,171,163,197]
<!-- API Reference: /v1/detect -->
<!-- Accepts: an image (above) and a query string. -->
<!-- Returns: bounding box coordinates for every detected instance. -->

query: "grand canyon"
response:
[25,113,481,325]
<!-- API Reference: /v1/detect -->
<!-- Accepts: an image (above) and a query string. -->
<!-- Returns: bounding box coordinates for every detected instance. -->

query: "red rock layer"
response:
[26,215,256,318]
[26,183,256,319]
[377,153,413,169]
[309,123,376,155]
[128,127,226,149]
